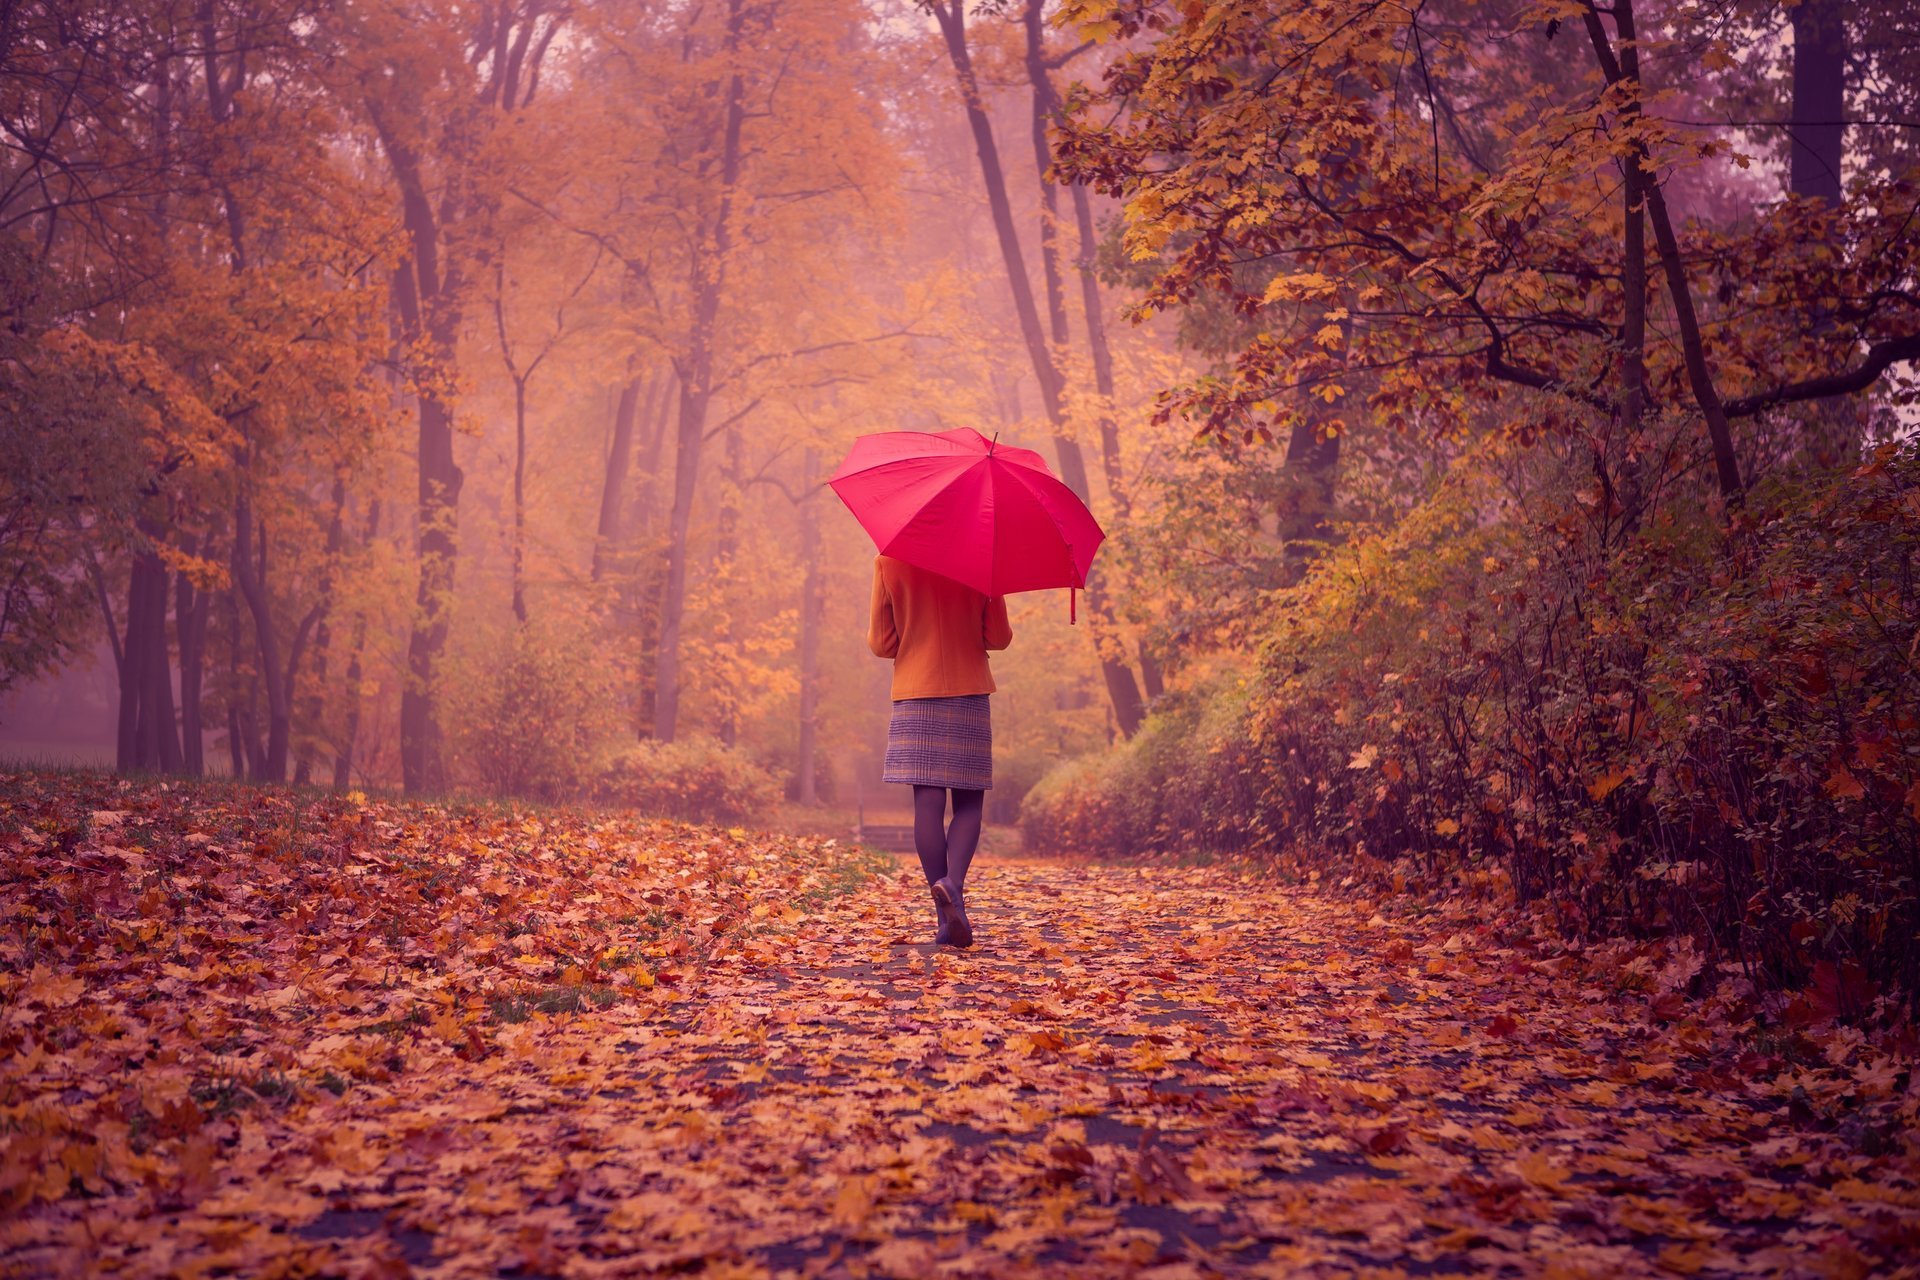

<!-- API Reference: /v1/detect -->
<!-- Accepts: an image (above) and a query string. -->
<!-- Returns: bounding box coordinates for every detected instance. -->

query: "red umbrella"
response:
[828,427,1103,620]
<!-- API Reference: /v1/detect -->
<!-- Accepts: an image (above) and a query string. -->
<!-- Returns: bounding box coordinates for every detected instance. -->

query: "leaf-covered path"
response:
[343,860,1914,1280]
[6,780,1917,1278]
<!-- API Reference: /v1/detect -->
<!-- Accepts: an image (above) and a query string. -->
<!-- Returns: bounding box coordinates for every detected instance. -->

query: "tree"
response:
[1053,0,1920,516]
[542,0,908,743]
[925,0,1147,736]
[340,0,566,791]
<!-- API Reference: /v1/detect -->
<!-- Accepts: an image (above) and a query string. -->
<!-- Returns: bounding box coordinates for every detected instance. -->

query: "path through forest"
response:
[5,771,1915,1280]
[250,861,1911,1276]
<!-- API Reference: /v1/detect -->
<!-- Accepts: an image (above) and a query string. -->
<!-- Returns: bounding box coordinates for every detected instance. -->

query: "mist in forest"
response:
[1,0,1192,822]
[5,0,1917,866]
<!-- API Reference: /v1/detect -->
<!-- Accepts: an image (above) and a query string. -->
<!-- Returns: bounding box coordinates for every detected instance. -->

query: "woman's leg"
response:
[945,787,984,888]
[911,784,949,886]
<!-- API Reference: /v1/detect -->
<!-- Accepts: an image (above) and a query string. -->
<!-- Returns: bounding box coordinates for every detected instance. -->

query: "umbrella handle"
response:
[1068,541,1080,625]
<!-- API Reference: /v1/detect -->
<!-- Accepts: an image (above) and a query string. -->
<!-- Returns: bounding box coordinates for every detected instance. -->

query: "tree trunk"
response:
[511,373,529,624]
[114,555,144,772]
[1790,0,1845,204]
[224,588,246,779]
[233,485,290,780]
[939,0,1144,736]
[1068,183,1128,510]
[1583,2,1743,504]
[592,370,649,584]
[380,125,468,793]
[176,538,208,776]
[333,497,381,790]
[653,0,747,744]
[796,448,822,805]
[629,377,675,737]
[294,475,348,785]
[716,425,745,748]
[401,389,460,791]
[630,374,674,542]
[1613,10,1651,532]
[1071,184,1168,700]
[142,551,180,773]
[1022,1,1072,361]
[113,521,182,775]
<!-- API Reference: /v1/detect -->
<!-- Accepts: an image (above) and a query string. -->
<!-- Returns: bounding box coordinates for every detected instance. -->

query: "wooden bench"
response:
[853,822,918,854]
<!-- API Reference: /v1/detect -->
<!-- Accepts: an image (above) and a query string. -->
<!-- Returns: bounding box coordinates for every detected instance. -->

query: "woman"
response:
[868,553,1013,948]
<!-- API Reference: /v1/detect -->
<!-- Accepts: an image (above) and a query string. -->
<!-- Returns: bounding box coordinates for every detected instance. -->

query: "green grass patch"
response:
[489,983,620,1024]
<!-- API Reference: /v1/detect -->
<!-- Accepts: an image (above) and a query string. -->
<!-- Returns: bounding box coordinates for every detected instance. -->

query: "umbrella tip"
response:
[989,430,998,455]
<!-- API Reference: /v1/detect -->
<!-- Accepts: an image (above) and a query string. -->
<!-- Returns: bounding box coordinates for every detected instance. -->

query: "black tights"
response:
[912,785,983,890]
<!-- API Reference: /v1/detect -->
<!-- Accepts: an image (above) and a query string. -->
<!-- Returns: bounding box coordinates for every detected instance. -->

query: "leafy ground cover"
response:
[4,772,1918,1277]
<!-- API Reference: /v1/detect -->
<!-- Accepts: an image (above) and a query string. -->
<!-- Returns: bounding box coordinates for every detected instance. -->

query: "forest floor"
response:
[3,772,1917,1278]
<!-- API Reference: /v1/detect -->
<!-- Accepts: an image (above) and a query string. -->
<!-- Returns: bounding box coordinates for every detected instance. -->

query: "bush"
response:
[595,735,782,825]
[1026,442,1920,1004]
[448,624,616,802]
[1020,683,1262,853]
[987,748,1063,824]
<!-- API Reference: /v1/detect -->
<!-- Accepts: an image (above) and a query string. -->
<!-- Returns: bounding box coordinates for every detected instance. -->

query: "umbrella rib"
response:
[1000,461,1101,576]
[984,459,998,597]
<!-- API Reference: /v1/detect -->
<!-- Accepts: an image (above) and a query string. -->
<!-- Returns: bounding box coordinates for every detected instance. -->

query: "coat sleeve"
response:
[983,594,1013,651]
[867,559,900,658]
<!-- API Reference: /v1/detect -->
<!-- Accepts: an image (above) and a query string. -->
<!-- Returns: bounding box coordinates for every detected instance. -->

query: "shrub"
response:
[1020,682,1262,855]
[987,748,1062,824]
[595,735,782,825]
[1026,442,1920,1003]
[447,623,616,802]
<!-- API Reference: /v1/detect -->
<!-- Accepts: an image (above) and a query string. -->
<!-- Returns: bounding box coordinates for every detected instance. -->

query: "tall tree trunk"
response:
[939,0,1144,736]
[653,0,747,744]
[1613,13,1651,532]
[1068,182,1167,700]
[393,259,464,791]
[716,426,745,748]
[294,475,348,785]
[629,376,675,738]
[1021,1,1072,363]
[224,588,246,779]
[232,483,290,780]
[796,448,822,805]
[176,538,208,776]
[592,370,649,585]
[114,555,143,771]
[1583,1,1743,504]
[114,522,182,774]
[1790,0,1845,205]
[630,374,674,543]
[333,498,381,790]
[380,133,467,792]
[142,550,180,773]
[116,554,149,771]
[511,372,529,624]
[1067,183,1127,512]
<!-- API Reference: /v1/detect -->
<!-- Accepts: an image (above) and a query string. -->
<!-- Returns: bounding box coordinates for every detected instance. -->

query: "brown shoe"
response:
[932,887,954,946]
[933,877,972,949]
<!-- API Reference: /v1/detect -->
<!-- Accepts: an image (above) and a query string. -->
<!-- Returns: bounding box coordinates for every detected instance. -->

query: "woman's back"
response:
[867,555,1012,701]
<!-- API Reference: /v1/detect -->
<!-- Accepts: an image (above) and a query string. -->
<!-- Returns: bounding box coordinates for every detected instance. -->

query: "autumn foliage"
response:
[7,769,1919,1275]
[1020,0,1920,1014]
[0,770,887,1241]
[5,0,1920,1269]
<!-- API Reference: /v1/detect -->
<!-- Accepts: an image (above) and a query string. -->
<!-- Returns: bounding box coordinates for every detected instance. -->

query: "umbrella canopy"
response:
[828,427,1104,600]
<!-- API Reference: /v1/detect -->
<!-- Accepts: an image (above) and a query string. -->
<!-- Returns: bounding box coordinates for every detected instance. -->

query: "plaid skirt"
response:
[882,694,993,791]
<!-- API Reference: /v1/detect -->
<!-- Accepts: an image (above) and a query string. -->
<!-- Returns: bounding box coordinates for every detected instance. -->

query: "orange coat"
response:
[867,555,1013,700]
